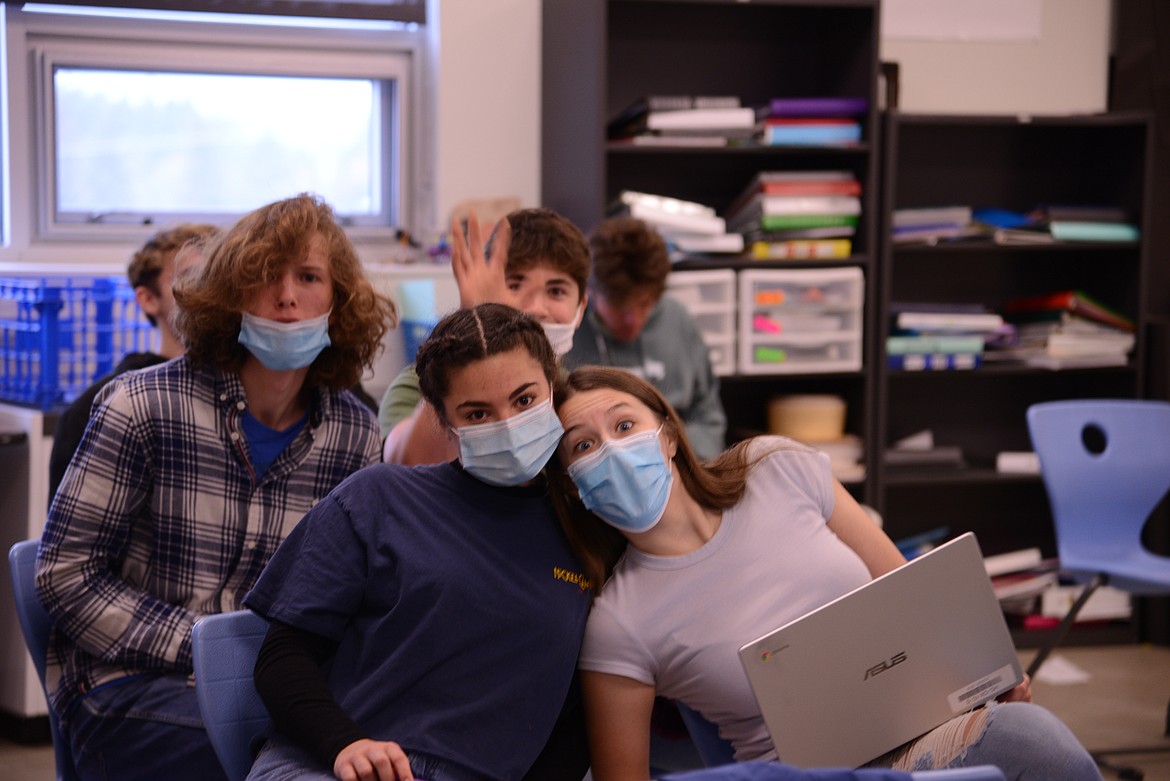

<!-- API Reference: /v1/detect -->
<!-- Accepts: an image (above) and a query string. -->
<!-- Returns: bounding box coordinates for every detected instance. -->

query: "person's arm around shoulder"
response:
[383,401,458,466]
[378,364,455,466]
[826,481,906,579]
[580,670,656,781]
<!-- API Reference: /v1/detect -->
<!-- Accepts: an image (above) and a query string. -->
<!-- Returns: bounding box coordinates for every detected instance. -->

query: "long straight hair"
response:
[549,365,784,594]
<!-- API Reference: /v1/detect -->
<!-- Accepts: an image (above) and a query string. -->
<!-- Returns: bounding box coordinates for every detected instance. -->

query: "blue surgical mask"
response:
[456,397,564,487]
[238,311,331,371]
[567,425,673,533]
[541,303,584,358]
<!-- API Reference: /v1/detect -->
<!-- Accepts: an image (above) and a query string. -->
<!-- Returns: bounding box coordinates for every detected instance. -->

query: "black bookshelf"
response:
[542,0,882,501]
[875,112,1154,559]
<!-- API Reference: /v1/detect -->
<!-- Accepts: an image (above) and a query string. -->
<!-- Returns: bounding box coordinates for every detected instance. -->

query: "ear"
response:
[663,424,679,461]
[575,292,588,327]
[135,285,162,320]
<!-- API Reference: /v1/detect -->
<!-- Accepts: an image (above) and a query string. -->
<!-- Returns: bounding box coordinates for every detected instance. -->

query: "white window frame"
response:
[7,5,432,247]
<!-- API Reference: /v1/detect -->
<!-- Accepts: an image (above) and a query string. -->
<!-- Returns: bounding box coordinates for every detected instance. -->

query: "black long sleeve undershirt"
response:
[253,619,366,769]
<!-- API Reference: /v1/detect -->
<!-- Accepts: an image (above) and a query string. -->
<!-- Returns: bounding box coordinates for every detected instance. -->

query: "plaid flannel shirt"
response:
[36,357,381,714]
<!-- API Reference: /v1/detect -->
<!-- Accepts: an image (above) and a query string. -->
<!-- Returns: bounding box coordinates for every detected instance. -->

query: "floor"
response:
[1,644,1168,781]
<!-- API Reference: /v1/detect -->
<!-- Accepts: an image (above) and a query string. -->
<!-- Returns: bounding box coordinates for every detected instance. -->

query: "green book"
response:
[886,335,984,355]
[759,213,860,231]
[1049,221,1140,242]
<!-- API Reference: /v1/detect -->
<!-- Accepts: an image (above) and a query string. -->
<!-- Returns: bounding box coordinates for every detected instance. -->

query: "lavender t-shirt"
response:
[578,437,872,761]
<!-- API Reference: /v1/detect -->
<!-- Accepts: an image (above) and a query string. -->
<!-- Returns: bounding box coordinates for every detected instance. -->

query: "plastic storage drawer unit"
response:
[737,267,863,374]
[666,268,736,376]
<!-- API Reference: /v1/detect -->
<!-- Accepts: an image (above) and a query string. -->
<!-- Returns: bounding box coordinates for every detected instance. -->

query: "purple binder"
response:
[767,97,868,117]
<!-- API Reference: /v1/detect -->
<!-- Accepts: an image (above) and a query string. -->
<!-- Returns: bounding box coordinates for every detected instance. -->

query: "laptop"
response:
[738,532,1023,769]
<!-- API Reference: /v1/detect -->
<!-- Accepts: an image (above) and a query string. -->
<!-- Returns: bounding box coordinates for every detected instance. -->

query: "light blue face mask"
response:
[455,397,565,487]
[238,311,331,371]
[567,425,673,534]
[541,302,584,358]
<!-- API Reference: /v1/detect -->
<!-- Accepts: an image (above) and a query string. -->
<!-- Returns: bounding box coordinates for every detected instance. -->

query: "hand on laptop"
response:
[996,673,1033,704]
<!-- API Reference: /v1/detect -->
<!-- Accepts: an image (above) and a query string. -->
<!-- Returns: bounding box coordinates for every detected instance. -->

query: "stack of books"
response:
[984,548,1060,612]
[989,545,1133,630]
[886,304,1006,371]
[993,290,1136,369]
[884,429,966,470]
[1032,205,1141,243]
[724,170,860,259]
[891,205,982,244]
[606,95,755,148]
[608,190,743,254]
[972,207,1053,245]
[755,97,865,147]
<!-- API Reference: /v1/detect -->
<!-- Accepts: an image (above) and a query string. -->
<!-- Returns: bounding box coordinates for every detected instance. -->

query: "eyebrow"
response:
[455,381,540,412]
[506,270,573,287]
[563,400,634,437]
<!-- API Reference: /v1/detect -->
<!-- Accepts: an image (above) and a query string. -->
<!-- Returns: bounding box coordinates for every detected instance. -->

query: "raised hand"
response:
[450,211,512,309]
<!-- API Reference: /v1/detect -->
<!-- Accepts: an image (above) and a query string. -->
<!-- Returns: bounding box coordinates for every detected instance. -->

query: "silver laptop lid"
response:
[738,532,1022,769]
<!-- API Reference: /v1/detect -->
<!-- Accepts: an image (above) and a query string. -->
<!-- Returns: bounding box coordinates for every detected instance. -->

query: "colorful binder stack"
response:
[886,304,1005,371]
[723,170,859,259]
[755,97,866,147]
[994,290,1136,369]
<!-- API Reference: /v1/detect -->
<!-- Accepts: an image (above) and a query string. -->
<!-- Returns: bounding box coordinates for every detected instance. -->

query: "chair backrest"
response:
[7,540,81,781]
[191,609,271,781]
[1026,399,1170,593]
[677,701,735,767]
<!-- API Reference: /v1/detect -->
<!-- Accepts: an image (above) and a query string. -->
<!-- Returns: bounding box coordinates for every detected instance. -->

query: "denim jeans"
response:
[872,701,1102,781]
[248,736,481,781]
[951,702,1103,781]
[62,673,229,781]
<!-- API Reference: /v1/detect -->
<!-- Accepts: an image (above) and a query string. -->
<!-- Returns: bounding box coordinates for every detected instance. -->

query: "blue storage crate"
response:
[402,319,436,362]
[0,277,153,409]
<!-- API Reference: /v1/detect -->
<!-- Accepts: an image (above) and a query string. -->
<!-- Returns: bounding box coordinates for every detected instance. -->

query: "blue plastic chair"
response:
[1026,399,1170,779]
[674,702,1004,780]
[7,540,82,781]
[191,609,272,781]
[678,701,736,767]
[1026,399,1170,677]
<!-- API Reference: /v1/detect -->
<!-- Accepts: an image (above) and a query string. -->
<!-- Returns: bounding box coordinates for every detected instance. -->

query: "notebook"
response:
[738,532,1023,769]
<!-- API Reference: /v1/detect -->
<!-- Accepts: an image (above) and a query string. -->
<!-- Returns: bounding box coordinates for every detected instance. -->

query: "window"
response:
[13,4,427,241]
[53,69,390,223]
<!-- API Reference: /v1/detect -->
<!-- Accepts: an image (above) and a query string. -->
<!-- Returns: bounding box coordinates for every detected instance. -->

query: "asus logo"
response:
[863,651,907,680]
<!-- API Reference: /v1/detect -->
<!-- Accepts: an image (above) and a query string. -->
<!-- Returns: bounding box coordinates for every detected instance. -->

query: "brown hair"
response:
[549,365,773,594]
[127,223,220,324]
[485,208,590,304]
[587,217,670,304]
[174,193,397,389]
[415,303,557,427]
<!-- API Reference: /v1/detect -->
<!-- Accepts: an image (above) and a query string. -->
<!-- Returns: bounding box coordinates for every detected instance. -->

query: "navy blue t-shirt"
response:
[244,461,592,781]
[240,409,306,479]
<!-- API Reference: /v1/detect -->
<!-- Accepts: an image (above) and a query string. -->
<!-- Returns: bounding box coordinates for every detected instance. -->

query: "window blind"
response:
[22,1,425,24]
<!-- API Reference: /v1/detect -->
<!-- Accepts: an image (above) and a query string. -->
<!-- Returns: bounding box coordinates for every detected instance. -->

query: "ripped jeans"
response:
[867,701,1102,781]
